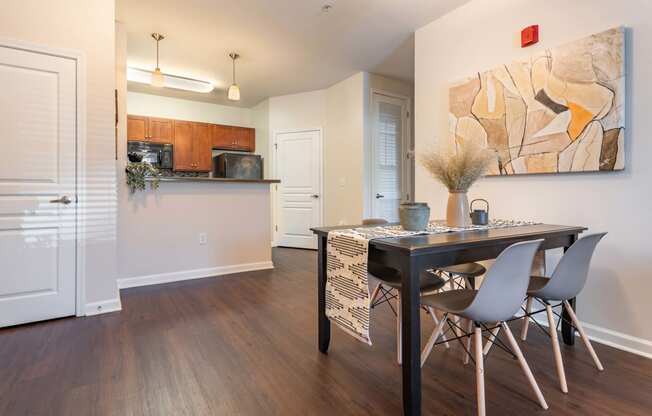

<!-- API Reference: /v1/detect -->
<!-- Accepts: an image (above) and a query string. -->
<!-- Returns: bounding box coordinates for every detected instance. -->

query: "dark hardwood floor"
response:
[1,248,651,415]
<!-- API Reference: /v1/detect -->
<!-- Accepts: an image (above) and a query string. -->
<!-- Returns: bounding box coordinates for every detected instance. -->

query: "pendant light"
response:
[227,52,241,101]
[151,33,165,87]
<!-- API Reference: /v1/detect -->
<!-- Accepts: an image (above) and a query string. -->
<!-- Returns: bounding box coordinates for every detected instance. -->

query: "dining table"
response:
[311,222,587,416]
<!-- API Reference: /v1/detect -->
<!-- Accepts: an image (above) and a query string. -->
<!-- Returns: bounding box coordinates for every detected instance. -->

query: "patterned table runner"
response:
[326,220,538,345]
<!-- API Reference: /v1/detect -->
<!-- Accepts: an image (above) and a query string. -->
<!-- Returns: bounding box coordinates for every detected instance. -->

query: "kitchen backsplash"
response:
[159,169,209,178]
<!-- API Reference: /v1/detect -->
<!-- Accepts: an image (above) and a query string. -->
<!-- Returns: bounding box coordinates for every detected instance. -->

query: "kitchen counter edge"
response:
[147,177,280,184]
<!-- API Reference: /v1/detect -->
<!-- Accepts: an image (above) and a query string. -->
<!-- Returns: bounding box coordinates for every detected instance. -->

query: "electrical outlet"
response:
[199,233,208,245]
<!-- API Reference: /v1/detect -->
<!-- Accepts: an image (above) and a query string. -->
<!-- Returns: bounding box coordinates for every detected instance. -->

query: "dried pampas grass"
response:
[420,141,495,192]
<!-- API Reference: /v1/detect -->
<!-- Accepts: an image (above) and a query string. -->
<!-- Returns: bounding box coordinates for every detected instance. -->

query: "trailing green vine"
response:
[126,162,161,193]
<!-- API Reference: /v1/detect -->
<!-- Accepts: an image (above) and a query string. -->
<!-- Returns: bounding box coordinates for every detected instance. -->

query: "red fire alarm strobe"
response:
[521,25,539,47]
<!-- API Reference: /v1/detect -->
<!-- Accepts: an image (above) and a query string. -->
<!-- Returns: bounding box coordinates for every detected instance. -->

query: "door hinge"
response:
[275,225,278,231]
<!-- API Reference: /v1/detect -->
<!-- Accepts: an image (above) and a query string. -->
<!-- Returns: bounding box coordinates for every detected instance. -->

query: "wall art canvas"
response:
[449,27,625,175]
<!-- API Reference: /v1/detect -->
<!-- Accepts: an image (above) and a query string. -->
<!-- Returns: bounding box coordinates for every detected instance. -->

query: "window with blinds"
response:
[374,100,403,221]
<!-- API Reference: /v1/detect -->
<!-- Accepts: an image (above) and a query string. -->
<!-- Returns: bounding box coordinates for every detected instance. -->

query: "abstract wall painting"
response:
[449,27,625,175]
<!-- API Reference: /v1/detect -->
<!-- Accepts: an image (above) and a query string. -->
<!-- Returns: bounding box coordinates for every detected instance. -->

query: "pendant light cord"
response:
[232,56,236,84]
[156,39,160,69]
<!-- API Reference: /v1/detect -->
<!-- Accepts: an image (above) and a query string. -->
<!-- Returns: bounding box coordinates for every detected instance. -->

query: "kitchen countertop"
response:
[147,177,280,184]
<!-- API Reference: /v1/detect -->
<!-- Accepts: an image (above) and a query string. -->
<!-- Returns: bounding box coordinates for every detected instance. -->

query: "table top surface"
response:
[311,223,587,254]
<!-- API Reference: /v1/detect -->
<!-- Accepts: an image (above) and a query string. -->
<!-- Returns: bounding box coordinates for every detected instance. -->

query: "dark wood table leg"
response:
[561,234,578,346]
[318,235,330,353]
[399,254,422,416]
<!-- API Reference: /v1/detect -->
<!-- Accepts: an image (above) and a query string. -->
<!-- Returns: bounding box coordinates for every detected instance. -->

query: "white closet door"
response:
[0,45,77,327]
[275,130,322,249]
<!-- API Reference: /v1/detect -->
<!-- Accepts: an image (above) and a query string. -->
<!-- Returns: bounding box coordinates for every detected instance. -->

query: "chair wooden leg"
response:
[474,326,486,416]
[464,276,473,289]
[396,293,402,365]
[464,319,473,365]
[482,326,500,356]
[421,313,448,367]
[563,300,604,371]
[369,283,382,307]
[427,307,449,349]
[546,304,568,393]
[501,322,549,410]
[521,296,533,341]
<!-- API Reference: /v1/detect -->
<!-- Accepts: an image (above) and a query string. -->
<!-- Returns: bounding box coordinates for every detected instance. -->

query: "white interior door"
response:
[371,93,408,222]
[0,44,77,327]
[275,130,322,249]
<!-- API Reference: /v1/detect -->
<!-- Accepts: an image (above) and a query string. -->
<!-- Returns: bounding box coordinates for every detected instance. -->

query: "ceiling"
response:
[117,0,468,107]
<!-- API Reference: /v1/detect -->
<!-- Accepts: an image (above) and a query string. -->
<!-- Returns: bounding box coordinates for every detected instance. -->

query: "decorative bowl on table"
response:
[399,202,430,231]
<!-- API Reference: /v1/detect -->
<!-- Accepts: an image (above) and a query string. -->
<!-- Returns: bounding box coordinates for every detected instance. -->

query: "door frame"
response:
[368,89,412,219]
[271,128,323,247]
[0,38,87,317]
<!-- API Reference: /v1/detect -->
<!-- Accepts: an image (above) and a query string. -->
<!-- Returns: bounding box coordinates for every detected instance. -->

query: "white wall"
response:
[269,90,327,133]
[251,99,271,177]
[415,0,652,357]
[116,182,273,286]
[127,91,252,127]
[0,0,119,312]
[324,73,368,225]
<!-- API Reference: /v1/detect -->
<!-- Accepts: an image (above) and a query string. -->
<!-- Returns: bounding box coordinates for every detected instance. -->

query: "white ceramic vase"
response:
[446,191,470,227]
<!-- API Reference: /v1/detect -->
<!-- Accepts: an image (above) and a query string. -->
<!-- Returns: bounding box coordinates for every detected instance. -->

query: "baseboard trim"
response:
[578,322,652,360]
[85,298,122,316]
[117,261,275,290]
[525,313,652,360]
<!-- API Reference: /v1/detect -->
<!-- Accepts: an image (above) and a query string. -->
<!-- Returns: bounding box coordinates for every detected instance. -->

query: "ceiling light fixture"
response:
[227,52,241,101]
[127,67,214,93]
[151,33,165,87]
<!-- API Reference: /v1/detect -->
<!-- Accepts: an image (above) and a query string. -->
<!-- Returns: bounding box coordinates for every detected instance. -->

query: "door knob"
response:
[375,193,385,199]
[311,194,320,199]
[50,196,72,205]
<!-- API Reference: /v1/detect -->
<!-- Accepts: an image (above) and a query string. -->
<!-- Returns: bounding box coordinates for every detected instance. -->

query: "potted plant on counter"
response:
[420,141,494,227]
[126,161,161,193]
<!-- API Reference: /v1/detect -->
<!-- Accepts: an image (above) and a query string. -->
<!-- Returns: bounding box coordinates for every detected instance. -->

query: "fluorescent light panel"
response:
[127,67,214,93]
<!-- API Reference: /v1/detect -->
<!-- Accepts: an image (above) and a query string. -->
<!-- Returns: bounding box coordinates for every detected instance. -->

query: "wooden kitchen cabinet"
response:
[193,123,213,171]
[173,121,213,172]
[173,121,194,171]
[127,115,148,141]
[212,124,234,149]
[147,117,174,143]
[211,125,255,152]
[127,115,174,144]
[234,127,255,152]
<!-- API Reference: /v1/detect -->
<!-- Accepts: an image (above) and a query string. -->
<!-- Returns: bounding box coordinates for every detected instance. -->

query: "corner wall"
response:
[265,73,414,227]
[415,0,652,357]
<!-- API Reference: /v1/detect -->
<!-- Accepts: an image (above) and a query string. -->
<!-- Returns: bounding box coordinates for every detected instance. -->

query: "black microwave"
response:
[127,141,173,169]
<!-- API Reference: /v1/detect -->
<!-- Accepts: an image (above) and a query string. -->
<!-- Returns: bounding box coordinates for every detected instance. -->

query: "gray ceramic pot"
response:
[399,202,430,231]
